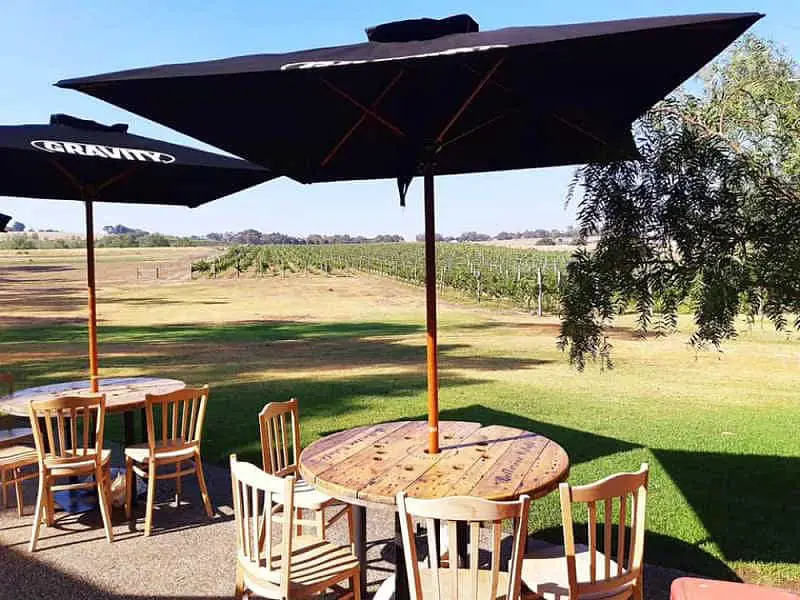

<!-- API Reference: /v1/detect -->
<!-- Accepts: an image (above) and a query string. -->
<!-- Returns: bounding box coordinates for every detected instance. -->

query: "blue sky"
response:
[1,1,797,240]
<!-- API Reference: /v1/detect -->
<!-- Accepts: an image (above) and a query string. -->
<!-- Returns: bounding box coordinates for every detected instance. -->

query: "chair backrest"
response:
[258,399,301,477]
[560,463,649,600]
[230,454,295,598]
[28,394,105,467]
[0,373,12,396]
[144,386,209,455]
[396,492,531,600]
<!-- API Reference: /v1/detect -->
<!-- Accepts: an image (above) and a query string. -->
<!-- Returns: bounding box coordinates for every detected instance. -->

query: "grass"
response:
[1,249,798,588]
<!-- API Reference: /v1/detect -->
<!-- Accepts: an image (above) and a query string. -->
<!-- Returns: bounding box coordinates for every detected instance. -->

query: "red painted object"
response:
[671,577,799,600]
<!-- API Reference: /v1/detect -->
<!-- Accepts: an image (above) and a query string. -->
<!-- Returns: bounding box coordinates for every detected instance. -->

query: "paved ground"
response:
[0,461,691,599]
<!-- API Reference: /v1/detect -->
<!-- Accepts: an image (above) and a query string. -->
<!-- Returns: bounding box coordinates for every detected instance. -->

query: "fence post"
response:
[155,264,160,280]
[537,267,543,317]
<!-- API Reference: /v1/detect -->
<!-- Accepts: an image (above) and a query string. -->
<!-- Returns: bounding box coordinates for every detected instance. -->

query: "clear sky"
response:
[1,1,797,240]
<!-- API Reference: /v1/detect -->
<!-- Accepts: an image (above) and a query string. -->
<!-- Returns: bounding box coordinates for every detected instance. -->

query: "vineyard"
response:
[192,243,572,314]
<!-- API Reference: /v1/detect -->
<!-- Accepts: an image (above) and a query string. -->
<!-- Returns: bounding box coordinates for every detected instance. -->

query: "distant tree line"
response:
[204,230,405,245]
[415,226,579,244]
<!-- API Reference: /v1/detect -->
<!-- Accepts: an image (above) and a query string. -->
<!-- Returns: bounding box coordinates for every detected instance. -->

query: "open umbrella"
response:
[58,12,761,452]
[0,114,273,391]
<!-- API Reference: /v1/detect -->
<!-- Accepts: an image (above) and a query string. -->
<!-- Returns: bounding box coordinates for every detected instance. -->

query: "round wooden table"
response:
[299,420,570,599]
[0,376,185,512]
[0,376,185,417]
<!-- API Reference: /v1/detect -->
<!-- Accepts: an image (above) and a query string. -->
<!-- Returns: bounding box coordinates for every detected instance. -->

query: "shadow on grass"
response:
[652,449,800,568]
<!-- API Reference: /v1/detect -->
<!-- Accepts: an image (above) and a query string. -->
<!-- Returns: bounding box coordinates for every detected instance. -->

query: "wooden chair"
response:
[124,386,213,536]
[27,394,114,551]
[230,454,362,599]
[521,464,649,600]
[259,399,351,540]
[0,372,38,516]
[396,491,531,600]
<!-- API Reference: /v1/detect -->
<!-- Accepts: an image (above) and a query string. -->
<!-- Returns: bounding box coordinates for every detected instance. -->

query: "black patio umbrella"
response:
[58,12,761,452]
[0,114,273,391]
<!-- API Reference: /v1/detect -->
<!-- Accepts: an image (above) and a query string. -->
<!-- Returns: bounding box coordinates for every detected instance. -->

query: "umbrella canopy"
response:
[57,13,761,184]
[58,13,761,452]
[0,114,270,205]
[0,114,274,390]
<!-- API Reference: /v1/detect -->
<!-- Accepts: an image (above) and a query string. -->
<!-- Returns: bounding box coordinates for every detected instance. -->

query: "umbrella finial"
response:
[50,114,128,134]
[366,14,479,43]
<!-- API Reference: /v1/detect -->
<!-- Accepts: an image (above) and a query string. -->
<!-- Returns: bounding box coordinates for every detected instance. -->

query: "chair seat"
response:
[521,543,625,600]
[417,567,512,599]
[124,439,196,463]
[45,448,111,476]
[0,444,38,468]
[293,477,336,510]
[244,535,360,596]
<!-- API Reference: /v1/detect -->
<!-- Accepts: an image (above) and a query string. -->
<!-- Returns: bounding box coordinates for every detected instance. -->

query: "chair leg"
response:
[44,476,55,526]
[144,461,157,537]
[235,563,245,599]
[175,460,182,507]
[1,468,7,509]
[346,505,356,552]
[29,473,46,552]
[14,467,25,517]
[352,570,362,600]
[194,455,213,518]
[125,456,134,521]
[95,466,114,543]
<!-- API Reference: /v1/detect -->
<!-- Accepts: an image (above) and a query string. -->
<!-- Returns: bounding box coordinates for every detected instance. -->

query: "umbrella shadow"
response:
[651,449,800,568]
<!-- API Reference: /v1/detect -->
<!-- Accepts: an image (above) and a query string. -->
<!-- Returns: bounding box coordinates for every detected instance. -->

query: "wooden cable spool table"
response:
[299,420,570,599]
[0,376,185,512]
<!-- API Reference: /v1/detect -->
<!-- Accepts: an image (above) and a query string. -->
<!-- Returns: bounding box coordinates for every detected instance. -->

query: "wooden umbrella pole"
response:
[423,161,440,454]
[84,197,99,393]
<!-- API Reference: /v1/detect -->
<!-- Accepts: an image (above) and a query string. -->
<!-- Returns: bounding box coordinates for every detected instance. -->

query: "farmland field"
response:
[1,247,798,589]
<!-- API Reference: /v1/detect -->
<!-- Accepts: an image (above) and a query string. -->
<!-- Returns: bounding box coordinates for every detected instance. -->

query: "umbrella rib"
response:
[439,109,518,151]
[48,159,83,192]
[95,165,141,195]
[321,70,406,168]
[436,58,504,144]
[551,113,609,146]
[321,78,406,138]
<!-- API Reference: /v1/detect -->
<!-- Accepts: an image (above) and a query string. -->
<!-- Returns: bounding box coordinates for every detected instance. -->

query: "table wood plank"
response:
[469,431,551,500]
[358,422,482,504]
[301,421,409,484]
[513,439,570,499]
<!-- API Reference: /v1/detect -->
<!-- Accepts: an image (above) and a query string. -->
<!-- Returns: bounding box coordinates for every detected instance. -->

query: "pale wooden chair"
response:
[521,464,649,600]
[27,394,114,551]
[396,491,531,600]
[259,399,351,540]
[0,372,38,516]
[230,454,362,599]
[124,386,213,536]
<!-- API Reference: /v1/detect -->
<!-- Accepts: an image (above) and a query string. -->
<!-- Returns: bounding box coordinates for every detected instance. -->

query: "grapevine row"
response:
[193,243,570,314]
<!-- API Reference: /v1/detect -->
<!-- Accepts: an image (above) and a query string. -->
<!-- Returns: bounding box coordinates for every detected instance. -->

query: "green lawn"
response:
[1,255,798,588]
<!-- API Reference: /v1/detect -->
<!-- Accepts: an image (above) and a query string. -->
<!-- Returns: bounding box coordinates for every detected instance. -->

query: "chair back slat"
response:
[561,463,649,600]
[258,399,301,477]
[397,493,530,600]
[28,395,105,466]
[230,455,294,598]
[144,387,208,454]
